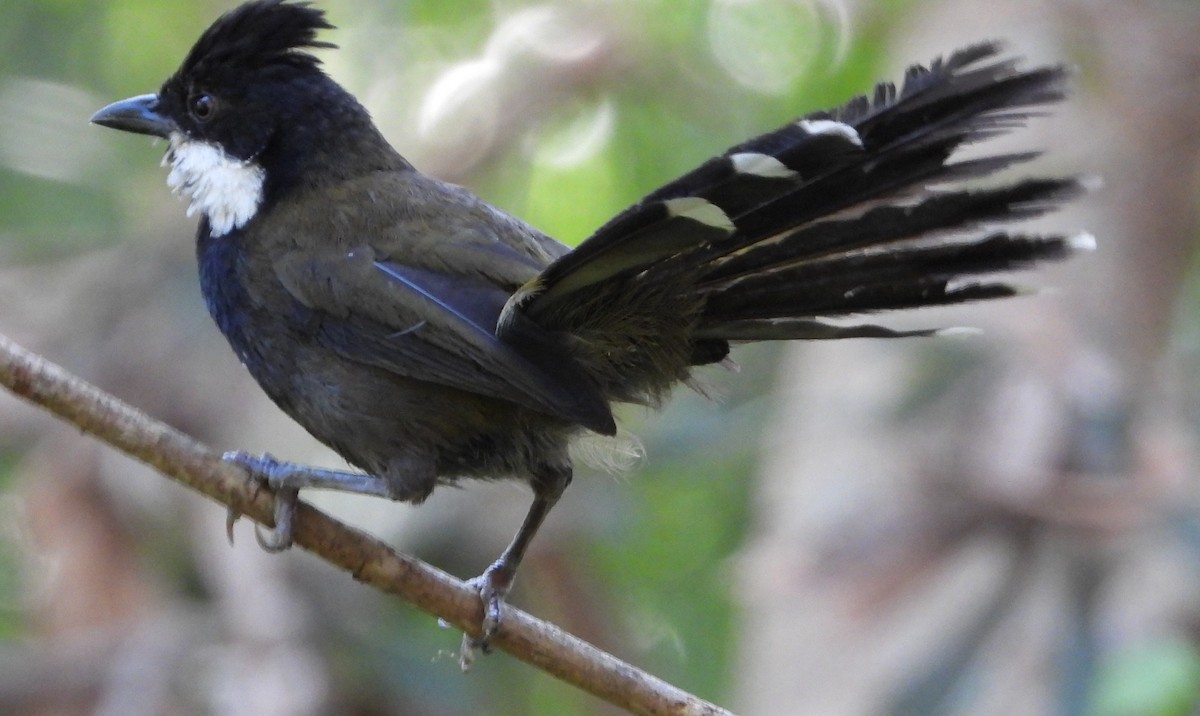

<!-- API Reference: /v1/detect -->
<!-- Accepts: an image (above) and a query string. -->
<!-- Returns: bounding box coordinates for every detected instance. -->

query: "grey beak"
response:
[91,94,176,138]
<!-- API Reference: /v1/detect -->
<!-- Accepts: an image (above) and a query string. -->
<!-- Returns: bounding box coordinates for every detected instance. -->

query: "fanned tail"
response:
[500,42,1090,407]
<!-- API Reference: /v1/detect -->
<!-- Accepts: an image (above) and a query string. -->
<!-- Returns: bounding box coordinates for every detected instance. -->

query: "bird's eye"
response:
[190,93,217,122]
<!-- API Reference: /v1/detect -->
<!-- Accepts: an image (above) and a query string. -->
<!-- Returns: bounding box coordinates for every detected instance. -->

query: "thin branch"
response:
[0,331,733,716]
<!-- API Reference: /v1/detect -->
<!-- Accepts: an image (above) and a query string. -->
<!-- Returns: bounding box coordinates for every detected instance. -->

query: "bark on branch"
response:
[0,331,732,716]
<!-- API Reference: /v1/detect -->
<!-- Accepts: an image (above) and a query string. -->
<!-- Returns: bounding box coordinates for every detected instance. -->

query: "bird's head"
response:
[92,0,392,237]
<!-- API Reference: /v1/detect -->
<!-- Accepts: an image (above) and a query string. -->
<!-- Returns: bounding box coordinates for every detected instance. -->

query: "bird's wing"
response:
[272,241,616,434]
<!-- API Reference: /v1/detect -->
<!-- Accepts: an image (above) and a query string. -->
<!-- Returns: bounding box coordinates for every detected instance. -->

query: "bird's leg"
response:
[223,451,394,550]
[460,465,572,667]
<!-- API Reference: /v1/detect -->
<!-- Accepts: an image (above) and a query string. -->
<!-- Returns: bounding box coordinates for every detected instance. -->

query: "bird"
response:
[91,0,1089,652]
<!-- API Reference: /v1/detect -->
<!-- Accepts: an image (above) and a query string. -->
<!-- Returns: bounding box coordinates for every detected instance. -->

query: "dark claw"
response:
[225,506,241,545]
[459,562,513,669]
[223,451,296,551]
[254,485,297,551]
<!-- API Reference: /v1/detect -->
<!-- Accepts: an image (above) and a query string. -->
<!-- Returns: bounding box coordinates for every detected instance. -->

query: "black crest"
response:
[178,0,335,78]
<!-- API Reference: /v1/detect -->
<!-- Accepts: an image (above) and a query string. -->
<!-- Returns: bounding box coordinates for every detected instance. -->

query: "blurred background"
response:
[1,0,1198,714]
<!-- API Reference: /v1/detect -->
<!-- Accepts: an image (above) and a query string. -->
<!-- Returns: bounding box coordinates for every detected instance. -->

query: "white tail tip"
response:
[935,326,984,338]
[1068,232,1097,252]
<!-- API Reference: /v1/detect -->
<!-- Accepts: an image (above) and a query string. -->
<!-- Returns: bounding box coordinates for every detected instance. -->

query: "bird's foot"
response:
[223,451,297,552]
[459,561,514,670]
[222,452,396,551]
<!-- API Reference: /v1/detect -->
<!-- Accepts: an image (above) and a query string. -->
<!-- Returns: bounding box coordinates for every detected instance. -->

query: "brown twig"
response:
[0,331,733,716]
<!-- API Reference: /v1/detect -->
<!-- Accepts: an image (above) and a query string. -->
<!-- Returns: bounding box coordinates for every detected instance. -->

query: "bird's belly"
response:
[274,350,568,482]
[198,237,570,484]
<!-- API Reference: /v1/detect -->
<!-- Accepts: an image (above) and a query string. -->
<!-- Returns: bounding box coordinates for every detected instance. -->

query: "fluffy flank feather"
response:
[570,428,646,477]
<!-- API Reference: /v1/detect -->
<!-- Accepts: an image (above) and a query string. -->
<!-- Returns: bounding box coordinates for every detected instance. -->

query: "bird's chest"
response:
[196,227,319,398]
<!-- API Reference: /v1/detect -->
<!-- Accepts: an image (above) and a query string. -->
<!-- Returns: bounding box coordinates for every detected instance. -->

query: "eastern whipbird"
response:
[91,0,1090,656]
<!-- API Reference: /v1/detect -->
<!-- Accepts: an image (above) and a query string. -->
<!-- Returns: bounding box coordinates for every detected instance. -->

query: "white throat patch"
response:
[163,133,265,237]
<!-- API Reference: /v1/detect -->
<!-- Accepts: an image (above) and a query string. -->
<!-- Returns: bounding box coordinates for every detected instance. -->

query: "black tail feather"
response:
[503,41,1089,406]
[700,177,1083,285]
[702,232,1078,322]
[694,319,954,344]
